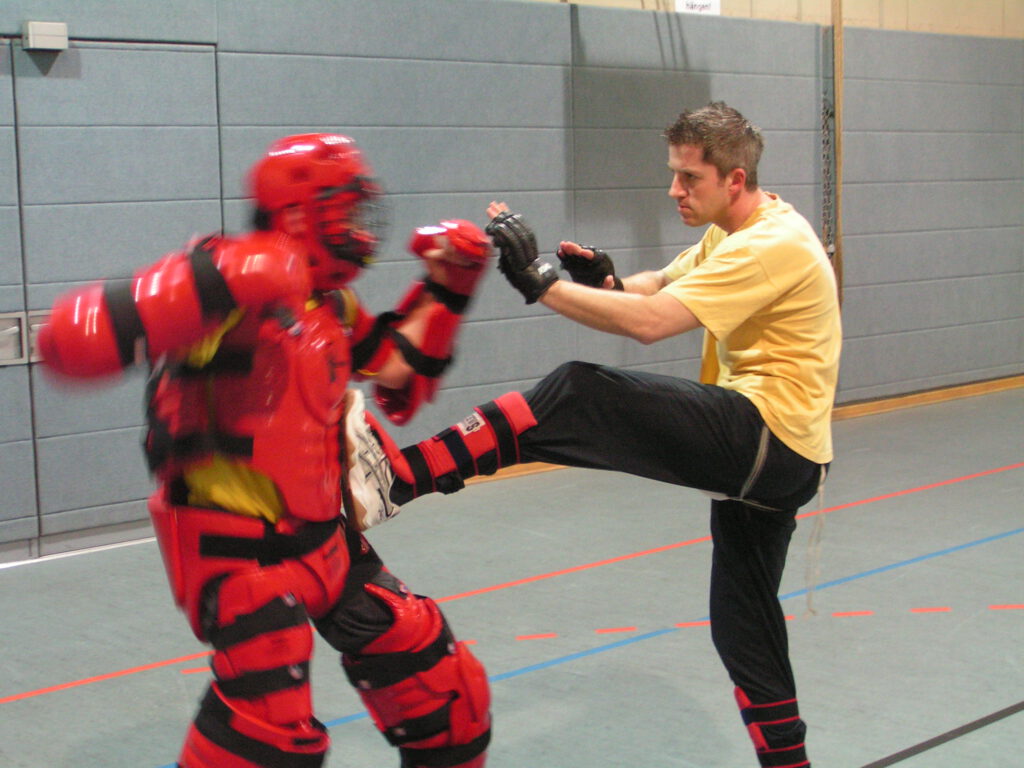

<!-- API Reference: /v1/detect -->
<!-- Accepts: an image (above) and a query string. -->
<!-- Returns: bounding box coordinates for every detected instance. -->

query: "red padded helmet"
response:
[248,134,387,288]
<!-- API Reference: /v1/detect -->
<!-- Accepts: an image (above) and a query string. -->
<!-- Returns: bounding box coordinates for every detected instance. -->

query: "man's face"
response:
[667,143,731,229]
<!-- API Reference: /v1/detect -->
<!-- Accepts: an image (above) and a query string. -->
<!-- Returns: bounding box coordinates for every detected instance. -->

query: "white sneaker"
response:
[345,389,401,531]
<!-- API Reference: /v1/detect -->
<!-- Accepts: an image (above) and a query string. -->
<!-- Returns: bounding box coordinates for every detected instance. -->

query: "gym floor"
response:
[1,387,1021,768]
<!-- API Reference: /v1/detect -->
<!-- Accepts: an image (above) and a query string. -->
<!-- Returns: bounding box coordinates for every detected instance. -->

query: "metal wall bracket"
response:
[26,310,51,363]
[0,312,29,366]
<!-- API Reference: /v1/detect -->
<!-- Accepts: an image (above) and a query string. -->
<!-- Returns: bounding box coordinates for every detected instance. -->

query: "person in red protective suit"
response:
[38,134,493,768]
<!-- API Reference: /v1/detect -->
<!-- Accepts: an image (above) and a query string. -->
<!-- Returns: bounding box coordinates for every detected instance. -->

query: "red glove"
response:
[408,219,492,297]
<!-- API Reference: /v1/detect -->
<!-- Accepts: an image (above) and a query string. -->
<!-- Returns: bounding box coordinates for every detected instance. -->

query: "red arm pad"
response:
[37,282,126,378]
[39,233,311,379]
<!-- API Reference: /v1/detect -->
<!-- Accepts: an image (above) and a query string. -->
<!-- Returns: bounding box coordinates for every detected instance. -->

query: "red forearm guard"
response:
[348,282,427,378]
[373,296,463,425]
[353,221,490,425]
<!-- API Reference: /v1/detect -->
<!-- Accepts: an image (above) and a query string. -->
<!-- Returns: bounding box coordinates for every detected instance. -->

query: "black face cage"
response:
[314,177,390,266]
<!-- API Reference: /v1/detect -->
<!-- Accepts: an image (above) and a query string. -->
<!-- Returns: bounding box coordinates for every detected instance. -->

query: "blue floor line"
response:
[323,526,1024,730]
[157,525,1024,764]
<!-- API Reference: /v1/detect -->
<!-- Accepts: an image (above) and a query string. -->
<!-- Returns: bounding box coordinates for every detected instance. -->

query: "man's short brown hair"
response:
[664,102,764,190]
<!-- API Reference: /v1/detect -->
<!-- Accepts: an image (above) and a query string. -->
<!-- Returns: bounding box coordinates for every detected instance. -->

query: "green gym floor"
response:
[1,388,1021,768]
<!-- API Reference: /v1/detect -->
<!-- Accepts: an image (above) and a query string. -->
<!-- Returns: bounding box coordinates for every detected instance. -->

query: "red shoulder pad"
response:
[211,231,312,310]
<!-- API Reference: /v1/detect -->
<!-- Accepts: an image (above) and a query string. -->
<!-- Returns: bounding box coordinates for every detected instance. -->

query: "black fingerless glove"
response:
[556,246,624,290]
[486,211,558,304]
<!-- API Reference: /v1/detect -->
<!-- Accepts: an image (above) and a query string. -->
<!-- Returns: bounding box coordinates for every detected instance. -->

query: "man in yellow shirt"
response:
[368,102,840,767]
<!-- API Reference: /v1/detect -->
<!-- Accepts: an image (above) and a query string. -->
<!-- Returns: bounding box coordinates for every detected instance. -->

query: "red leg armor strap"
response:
[734,687,810,768]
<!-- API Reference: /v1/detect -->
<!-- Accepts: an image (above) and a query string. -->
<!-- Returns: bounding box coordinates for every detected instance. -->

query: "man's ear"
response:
[728,168,747,194]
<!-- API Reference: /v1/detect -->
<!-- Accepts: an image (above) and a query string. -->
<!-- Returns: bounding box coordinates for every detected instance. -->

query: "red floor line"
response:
[911,606,951,613]
[797,462,1024,520]
[990,604,1024,611]
[595,626,637,634]
[0,651,212,705]
[435,535,713,603]
[834,610,875,617]
[3,461,1019,706]
[516,633,559,641]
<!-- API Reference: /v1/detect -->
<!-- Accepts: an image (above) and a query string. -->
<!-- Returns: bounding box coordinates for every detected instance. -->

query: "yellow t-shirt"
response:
[660,193,841,463]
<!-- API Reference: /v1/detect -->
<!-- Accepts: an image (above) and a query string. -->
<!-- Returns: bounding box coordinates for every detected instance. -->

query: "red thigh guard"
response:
[341,583,491,768]
[180,547,349,765]
[148,492,348,637]
[204,566,316,728]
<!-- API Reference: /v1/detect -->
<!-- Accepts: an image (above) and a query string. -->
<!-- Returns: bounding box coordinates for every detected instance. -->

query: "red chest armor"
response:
[147,301,351,522]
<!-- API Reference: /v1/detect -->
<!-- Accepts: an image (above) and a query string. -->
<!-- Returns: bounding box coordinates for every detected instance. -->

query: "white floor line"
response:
[0,536,155,570]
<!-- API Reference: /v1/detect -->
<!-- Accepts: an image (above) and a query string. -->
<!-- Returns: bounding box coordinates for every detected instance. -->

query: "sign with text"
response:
[676,0,721,14]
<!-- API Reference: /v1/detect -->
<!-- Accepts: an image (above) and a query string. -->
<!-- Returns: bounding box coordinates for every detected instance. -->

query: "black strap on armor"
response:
[439,428,474,476]
[388,328,451,378]
[102,279,146,367]
[424,279,470,315]
[477,400,518,468]
[188,236,237,318]
[194,687,327,767]
[216,661,311,699]
[351,310,403,371]
[208,595,308,650]
[384,702,451,746]
[175,347,254,376]
[199,519,340,566]
[168,431,255,460]
[399,444,437,498]
[399,728,491,768]
[343,622,453,690]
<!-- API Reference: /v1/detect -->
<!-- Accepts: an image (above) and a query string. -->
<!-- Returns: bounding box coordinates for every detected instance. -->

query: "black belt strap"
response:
[351,310,402,370]
[200,519,339,566]
[739,698,800,726]
[171,432,255,460]
[400,445,435,498]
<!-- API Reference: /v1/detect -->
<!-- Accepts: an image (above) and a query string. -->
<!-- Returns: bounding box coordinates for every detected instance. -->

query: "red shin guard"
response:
[342,586,490,768]
[734,687,809,768]
[178,684,328,768]
[399,391,536,499]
